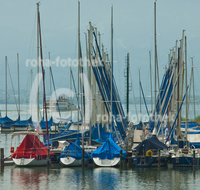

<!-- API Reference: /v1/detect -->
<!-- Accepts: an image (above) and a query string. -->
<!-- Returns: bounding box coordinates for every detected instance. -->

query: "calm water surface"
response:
[1,164,200,190]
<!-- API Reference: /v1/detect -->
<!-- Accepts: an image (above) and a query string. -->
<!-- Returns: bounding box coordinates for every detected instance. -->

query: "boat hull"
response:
[93,157,120,167]
[0,126,35,132]
[13,158,50,167]
[60,157,87,167]
[11,126,35,132]
[171,156,200,167]
[0,127,13,132]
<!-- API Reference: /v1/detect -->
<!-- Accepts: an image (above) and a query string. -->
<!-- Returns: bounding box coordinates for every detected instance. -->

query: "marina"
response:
[1,0,200,189]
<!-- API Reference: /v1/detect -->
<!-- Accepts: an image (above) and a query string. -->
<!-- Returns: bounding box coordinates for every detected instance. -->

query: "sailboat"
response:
[11,116,34,131]
[44,2,92,163]
[170,34,200,167]
[91,135,126,167]
[132,135,169,167]
[58,136,90,166]
[11,131,54,166]
[11,2,51,166]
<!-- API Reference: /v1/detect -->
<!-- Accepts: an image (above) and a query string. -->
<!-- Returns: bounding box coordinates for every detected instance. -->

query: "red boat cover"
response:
[11,134,54,159]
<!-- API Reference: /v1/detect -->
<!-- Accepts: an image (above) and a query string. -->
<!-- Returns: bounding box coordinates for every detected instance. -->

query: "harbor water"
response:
[1,158,200,190]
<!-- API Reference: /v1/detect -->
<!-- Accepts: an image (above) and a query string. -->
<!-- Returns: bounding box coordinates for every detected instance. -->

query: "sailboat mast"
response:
[31,69,33,116]
[37,2,49,164]
[36,2,40,131]
[126,53,129,122]
[154,2,157,115]
[77,1,80,132]
[185,36,188,146]
[5,56,7,116]
[191,57,196,119]
[48,52,52,116]
[17,53,20,118]
[149,51,153,113]
[139,69,141,121]
[110,5,113,132]
[70,66,72,120]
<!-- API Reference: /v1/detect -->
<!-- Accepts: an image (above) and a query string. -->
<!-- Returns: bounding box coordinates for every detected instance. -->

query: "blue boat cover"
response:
[134,135,168,151]
[58,136,90,161]
[75,135,80,146]
[91,135,126,160]
[91,123,111,143]
[40,117,54,129]
[0,116,19,128]
[14,116,33,127]
[181,121,200,128]
[0,116,14,124]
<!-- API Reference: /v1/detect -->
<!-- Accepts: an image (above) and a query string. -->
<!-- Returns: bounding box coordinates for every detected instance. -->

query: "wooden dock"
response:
[0,148,14,167]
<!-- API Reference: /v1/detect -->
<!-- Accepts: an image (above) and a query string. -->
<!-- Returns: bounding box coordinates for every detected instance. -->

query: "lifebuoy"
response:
[10,146,14,153]
[146,150,153,157]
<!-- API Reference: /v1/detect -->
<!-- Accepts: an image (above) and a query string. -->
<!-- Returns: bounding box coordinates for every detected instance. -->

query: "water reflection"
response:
[93,167,120,190]
[0,166,4,176]
[1,163,200,189]
[10,167,51,190]
[132,167,199,190]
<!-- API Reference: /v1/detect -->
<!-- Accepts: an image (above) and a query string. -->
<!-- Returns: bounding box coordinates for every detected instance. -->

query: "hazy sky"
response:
[0,0,200,102]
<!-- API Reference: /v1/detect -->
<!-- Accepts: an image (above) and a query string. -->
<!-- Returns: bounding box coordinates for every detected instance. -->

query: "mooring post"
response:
[158,149,160,168]
[120,149,122,168]
[0,148,4,167]
[193,150,195,168]
[82,148,85,168]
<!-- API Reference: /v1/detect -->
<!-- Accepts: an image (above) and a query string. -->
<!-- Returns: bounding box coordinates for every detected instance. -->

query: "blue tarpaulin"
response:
[0,116,19,128]
[58,136,90,162]
[40,117,54,129]
[134,135,168,151]
[0,116,13,123]
[91,135,126,160]
[14,116,33,127]
[181,121,200,129]
[91,123,111,143]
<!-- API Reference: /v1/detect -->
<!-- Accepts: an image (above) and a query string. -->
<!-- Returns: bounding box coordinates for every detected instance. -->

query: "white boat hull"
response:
[0,126,35,132]
[13,158,50,167]
[93,157,120,167]
[60,157,87,167]
[10,126,35,132]
[0,127,13,132]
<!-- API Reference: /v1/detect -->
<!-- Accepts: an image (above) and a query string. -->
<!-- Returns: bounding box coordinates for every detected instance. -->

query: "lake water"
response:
[1,161,200,190]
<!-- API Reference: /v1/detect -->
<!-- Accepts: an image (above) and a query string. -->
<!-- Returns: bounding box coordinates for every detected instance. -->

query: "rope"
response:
[4,154,12,159]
